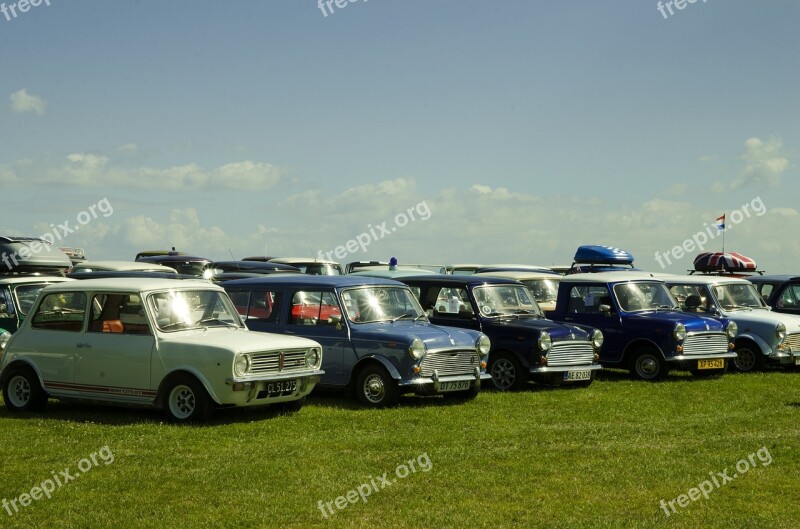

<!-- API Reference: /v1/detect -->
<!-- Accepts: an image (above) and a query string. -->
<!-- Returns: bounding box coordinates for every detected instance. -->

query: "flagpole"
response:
[721,212,725,254]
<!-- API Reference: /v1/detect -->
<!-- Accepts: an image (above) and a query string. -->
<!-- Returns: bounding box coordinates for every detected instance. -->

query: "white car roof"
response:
[0,276,73,286]
[659,275,750,286]
[72,261,178,273]
[40,277,214,293]
[474,271,561,281]
[269,257,340,266]
[563,272,667,284]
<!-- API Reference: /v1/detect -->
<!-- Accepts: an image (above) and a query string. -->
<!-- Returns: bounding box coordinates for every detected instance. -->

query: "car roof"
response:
[72,261,178,272]
[747,275,800,283]
[39,277,216,292]
[0,276,72,285]
[658,274,750,286]
[349,268,437,279]
[268,257,341,266]
[474,271,561,280]
[560,272,667,284]
[222,275,407,288]
[138,255,211,263]
[397,274,524,287]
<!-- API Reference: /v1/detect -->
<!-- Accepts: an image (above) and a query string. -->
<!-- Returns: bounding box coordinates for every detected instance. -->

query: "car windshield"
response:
[472,285,543,317]
[612,282,678,312]
[13,283,54,316]
[712,283,767,310]
[520,279,559,304]
[148,289,242,331]
[296,264,343,275]
[341,286,426,323]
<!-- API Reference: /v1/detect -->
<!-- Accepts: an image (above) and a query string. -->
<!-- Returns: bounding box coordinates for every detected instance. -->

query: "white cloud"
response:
[732,136,790,189]
[9,89,47,115]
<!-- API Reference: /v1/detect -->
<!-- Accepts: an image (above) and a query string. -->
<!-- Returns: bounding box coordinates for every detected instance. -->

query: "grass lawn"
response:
[1,368,799,529]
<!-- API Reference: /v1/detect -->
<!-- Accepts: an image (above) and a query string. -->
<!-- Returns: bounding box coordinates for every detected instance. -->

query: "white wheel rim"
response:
[7,375,32,408]
[363,374,386,404]
[168,385,196,419]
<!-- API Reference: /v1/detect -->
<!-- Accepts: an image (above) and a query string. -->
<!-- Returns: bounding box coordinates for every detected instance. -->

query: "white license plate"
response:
[266,380,297,395]
[439,380,471,392]
[564,370,591,382]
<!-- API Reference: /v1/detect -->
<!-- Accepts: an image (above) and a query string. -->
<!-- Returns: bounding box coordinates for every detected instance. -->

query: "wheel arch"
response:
[621,339,664,367]
[155,368,220,408]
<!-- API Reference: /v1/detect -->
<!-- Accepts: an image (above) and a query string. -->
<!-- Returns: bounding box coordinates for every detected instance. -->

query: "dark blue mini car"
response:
[395,275,603,390]
[222,276,491,407]
[549,272,738,380]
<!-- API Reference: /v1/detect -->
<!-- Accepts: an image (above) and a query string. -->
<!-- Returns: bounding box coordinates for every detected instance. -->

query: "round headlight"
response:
[409,338,425,360]
[776,322,787,343]
[538,332,552,352]
[673,323,686,342]
[305,347,322,369]
[0,330,11,352]
[592,329,604,349]
[476,334,491,357]
[234,355,250,377]
[726,321,738,339]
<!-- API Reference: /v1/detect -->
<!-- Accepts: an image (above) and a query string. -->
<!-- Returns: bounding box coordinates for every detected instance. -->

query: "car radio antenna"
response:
[229,249,239,270]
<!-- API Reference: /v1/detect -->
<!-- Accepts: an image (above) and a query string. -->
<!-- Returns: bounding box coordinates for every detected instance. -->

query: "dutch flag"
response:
[715,214,726,231]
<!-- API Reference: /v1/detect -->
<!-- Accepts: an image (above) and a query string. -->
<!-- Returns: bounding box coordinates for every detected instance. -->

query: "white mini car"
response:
[0,278,323,422]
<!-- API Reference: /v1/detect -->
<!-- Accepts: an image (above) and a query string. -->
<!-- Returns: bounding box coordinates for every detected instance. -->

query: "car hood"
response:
[157,327,320,354]
[352,321,480,350]
[721,308,800,334]
[625,311,724,333]
[482,316,592,341]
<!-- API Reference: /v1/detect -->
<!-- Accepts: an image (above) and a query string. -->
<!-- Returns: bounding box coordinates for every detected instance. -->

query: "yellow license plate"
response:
[698,359,724,370]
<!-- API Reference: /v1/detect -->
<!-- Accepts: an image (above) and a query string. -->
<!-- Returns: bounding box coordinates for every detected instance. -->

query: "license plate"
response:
[564,370,591,382]
[266,380,297,395]
[697,359,725,370]
[795,358,800,366]
[439,380,471,392]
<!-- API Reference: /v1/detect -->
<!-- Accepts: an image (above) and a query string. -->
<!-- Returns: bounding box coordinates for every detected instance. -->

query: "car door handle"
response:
[76,343,92,348]
[285,330,295,335]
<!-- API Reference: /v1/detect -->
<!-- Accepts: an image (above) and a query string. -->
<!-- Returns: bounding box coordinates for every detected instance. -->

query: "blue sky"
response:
[1,0,798,272]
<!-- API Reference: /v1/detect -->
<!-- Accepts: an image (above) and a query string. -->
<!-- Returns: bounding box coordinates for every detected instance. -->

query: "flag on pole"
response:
[715,214,726,231]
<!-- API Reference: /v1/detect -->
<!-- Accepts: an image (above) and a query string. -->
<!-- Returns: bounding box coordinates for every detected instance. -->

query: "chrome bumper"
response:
[666,352,737,363]
[529,364,602,374]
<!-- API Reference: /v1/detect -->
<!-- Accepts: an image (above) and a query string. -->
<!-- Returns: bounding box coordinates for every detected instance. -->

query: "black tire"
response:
[278,396,306,414]
[2,364,48,412]
[355,364,398,408]
[488,353,528,391]
[629,349,667,381]
[162,375,212,423]
[691,359,729,378]
[732,343,764,373]
[443,384,479,401]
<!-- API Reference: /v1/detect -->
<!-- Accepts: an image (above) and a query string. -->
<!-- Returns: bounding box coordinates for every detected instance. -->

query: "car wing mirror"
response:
[598,304,612,316]
[328,314,343,330]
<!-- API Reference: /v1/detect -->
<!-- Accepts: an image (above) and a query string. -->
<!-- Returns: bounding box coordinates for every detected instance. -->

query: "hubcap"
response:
[735,348,755,371]
[363,374,385,403]
[636,355,659,378]
[8,375,31,408]
[491,358,516,390]
[169,385,196,419]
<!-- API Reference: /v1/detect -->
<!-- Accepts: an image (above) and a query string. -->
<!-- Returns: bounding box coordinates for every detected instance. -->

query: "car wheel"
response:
[2,365,48,412]
[355,365,398,408]
[443,384,479,401]
[163,375,211,423]
[691,359,729,378]
[630,349,667,381]
[732,344,763,373]
[488,353,527,391]
[278,396,305,414]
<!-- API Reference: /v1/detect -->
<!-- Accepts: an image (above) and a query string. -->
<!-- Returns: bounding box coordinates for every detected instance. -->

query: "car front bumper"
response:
[398,367,490,394]
[223,370,324,405]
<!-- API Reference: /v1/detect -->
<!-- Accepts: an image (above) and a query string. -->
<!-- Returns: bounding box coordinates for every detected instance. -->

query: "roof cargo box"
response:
[0,236,72,274]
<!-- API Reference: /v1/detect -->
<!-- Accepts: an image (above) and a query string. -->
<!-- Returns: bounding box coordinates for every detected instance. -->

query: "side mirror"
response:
[598,304,612,316]
[0,303,7,315]
[328,314,343,330]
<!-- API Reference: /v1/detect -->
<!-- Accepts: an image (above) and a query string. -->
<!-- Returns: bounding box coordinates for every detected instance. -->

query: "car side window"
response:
[428,287,473,319]
[287,290,341,326]
[243,290,281,323]
[777,285,798,308]
[88,293,152,335]
[567,286,612,314]
[0,288,12,317]
[31,292,87,331]
[758,284,773,301]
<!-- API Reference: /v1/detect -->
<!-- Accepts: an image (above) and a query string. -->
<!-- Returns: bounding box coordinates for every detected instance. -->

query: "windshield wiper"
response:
[414,314,427,321]
[391,313,414,322]
[196,317,238,327]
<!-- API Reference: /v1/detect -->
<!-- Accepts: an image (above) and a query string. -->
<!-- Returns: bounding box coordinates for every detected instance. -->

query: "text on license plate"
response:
[266,380,297,395]
[564,370,591,381]
[697,359,725,370]
[439,380,471,392]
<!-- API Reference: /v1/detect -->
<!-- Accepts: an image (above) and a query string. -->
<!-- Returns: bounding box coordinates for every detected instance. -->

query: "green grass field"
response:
[1,369,799,529]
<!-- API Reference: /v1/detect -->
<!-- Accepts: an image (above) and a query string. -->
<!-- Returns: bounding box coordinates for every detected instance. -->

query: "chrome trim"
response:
[666,352,737,362]
[419,349,478,377]
[547,340,595,367]
[681,332,729,356]
[529,364,602,374]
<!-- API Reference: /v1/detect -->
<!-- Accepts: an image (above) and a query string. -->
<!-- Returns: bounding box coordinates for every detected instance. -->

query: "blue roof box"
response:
[573,245,635,266]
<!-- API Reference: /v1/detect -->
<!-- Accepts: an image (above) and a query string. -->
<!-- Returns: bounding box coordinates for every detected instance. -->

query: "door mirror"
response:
[598,304,612,316]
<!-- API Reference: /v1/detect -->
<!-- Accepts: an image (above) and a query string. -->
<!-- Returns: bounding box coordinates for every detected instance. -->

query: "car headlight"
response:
[673,323,686,342]
[538,332,552,352]
[592,329,604,349]
[776,322,786,343]
[234,354,250,377]
[0,330,10,353]
[726,321,738,339]
[408,338,426,360]
[305,347,322,369]
[476,334,491,357]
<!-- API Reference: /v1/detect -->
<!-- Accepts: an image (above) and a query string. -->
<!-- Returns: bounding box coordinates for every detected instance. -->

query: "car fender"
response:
[158,366,223,405]
[0,358,47,392]
[351,355,403,383]
[621,338,665,364]
[735,332,772,357]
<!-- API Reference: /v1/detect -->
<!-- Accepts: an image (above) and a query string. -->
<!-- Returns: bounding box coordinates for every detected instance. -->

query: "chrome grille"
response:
[682,332,728,356]
[420,349,478,377]
[249,350,307,374]
[548,341,594,366]
[784,332,800,351]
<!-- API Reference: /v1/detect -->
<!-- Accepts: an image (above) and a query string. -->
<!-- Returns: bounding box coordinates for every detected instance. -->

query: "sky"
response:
[1,0,798,273]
